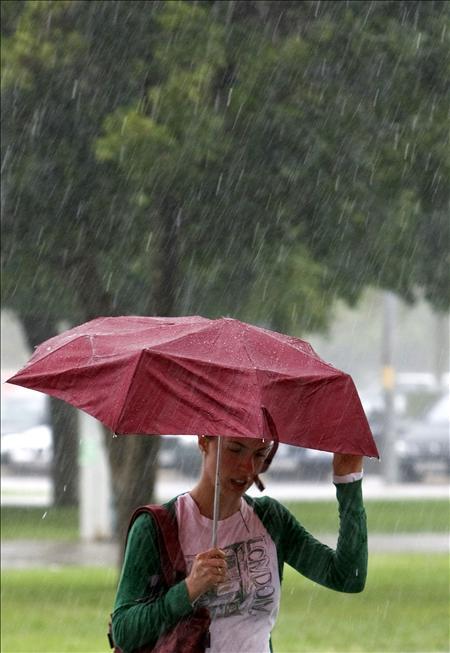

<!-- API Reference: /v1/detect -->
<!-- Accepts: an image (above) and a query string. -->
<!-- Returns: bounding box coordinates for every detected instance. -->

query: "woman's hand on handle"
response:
[185,548,228,603]
[333,453,363,476]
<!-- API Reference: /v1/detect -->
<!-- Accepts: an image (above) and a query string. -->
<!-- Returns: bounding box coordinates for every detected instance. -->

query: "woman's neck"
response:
[189,482,241,520]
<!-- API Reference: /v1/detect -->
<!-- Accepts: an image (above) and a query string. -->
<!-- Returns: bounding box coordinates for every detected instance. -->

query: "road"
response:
[2,469,449,506]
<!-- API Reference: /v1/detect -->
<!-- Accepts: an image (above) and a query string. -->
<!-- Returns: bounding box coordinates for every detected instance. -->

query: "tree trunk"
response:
[71,248,177,559]
[152,201,180,316]
[100,205,180,562]
[49,396,79,506]
[103,430,160,561]
[20,313,79,506]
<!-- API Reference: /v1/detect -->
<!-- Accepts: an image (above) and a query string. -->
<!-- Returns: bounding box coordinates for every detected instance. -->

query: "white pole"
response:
[79,411,112,541]
[211,435,222,548]
[382,291,398,484]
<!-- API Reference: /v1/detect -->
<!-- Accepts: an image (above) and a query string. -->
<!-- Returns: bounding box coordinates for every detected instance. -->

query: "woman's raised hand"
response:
[185,548,228,602]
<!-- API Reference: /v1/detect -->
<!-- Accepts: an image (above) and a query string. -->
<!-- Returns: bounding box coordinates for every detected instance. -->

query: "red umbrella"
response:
[6,315,378,457]
[7,315,378,545]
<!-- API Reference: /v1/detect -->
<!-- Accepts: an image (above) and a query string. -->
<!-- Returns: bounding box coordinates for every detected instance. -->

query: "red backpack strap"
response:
[109,504,190,651]
[127,504,186,586]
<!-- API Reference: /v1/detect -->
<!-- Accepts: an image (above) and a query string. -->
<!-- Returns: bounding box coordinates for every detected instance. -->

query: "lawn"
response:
[1,499,449,540]
[1,506,79,540]
[284,498,450,534]
[273,554,449,653]
[1,554,449,653]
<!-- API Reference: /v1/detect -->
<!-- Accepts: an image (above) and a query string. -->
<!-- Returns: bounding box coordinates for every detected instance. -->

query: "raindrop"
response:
[216,173,223,195]
[373,88,379,107]
[71,79,79,99]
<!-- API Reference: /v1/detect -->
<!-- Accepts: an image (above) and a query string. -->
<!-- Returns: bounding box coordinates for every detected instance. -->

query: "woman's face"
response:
[201,436,273,496]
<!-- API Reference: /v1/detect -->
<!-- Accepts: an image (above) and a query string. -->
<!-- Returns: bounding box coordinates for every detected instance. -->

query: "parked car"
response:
[395,393,450,482]
[1,425,52,470]
[1,380,52,472]
[159,435,202,477]
[360,374,447,475]
[267,443,332,480]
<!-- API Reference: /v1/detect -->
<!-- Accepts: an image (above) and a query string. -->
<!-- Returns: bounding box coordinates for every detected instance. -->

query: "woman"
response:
[111,435,367,652]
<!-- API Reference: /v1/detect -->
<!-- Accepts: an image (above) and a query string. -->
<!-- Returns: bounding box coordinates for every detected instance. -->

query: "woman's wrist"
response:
[333,453,363,476]
[185,577,203,604]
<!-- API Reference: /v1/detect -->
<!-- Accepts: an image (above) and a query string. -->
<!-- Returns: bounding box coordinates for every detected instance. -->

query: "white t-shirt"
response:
[175,493,281,653]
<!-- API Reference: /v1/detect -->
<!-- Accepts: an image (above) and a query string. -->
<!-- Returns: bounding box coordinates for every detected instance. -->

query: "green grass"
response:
[1,555,448,652]
[283,499,450,534]
[273,554,450,653]
[1,506,79,540]
[1,500,449,540]
[1,567,118,653]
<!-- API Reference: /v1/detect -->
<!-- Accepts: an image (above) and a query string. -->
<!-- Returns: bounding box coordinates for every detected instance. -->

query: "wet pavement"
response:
[2,471,449,506]
[2,533,448,569]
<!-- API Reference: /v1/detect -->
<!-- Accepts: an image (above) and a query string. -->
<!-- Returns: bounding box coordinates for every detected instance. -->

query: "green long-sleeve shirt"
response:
[112,480,367,652]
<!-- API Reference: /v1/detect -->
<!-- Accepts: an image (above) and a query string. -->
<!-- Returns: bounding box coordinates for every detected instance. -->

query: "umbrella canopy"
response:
[6,315,378,458]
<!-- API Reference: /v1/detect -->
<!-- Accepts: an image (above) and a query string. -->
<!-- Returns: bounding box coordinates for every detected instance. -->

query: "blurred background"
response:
[1,1,449,651]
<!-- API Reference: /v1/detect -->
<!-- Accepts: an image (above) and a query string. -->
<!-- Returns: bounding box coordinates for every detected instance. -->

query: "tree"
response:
[2,0,449,546]
[1,0,165,519]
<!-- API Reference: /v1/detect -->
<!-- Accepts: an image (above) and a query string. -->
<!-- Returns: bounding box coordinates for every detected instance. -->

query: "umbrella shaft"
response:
[212,435,222,548]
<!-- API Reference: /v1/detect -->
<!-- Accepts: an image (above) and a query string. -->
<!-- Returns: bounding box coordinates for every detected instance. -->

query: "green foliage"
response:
[2,0,449,329]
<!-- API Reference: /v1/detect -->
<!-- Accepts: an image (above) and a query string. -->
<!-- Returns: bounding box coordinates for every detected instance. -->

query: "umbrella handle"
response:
[211,435,222,548]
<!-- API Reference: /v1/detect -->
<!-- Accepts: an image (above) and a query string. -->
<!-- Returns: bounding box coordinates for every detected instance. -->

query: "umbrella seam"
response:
[145,320,216,352]
[20,319,213,370]
[7,334,93,376]
[145,350,343,380]
[241,339,265,427]
[250,325,339,373]
[114,349,147,433]
[240,334,258,369]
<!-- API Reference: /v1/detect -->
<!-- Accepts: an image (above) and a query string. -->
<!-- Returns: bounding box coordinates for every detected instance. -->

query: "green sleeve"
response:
[112,513,193,653]
[281,480,367,593]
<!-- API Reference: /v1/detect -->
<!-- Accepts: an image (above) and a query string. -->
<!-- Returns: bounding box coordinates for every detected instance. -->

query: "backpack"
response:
[108,504,211,653]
